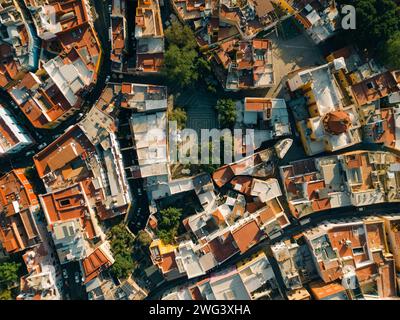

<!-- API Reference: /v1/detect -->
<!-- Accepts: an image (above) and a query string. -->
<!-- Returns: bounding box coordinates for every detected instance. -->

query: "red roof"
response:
[82,247,113,283]
[231,220,263,253]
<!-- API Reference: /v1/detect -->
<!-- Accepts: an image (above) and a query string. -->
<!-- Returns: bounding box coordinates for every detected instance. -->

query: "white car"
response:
[74,272,80,284]
[299,218,311,225]
[38,143,47,150]
[62,269,68,279]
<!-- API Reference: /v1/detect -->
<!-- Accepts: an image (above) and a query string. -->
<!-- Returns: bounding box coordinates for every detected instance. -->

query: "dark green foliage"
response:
[108,224,136,279]
[0,262,20,287]
[215,98,237,128]
[156,207,183,244]
[338,0,400,67]
[384,31,400,69]
[136,230,152,247]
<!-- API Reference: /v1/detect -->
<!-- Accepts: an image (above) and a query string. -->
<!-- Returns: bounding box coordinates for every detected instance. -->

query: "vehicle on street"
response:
[25,150,35,157]
[38,142,47,150]
[62,269,68,279]
[299,218,311,225]
[74,272,80,284]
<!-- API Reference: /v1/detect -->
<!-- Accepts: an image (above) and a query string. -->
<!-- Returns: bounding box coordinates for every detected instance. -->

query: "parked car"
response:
[108,4,112,13]
[25,150,35,157]
[38,142,47,150]
[105,75,111,83]
[74,272,80,284]
[62,269,68,279]
[299,218,311,225]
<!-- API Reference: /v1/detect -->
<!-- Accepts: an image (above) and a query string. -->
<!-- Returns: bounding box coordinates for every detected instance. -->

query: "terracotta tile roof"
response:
[351,71,399,106]
[40,182,96,239]
[212,165,235,188]
[206,232,238,263]
[136,53,164,72]
[230,176,253,194]
[159,251,178,273]
[231,220,263,253]
[322,110,351,135]
[211,209,226,226]
[0,170,40,253]
[245,97,272,112]
[82,247,113,284]
[33,125,95,179]
[309,281,347,300]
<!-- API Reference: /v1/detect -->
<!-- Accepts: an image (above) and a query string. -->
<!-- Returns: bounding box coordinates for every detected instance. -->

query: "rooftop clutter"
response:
[6,0,101,129]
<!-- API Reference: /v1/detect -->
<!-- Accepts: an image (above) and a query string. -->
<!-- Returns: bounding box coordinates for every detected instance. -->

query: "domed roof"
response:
[323,110,351,135]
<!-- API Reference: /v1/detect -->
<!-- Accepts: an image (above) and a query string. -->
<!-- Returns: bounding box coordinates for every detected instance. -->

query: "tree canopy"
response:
[0,262,20,287]
[108,224,136,279]
[162,21,200,88]
[162,45,199,88]
[157,207,183,244]
[384,32,400,70]
[169,107,187,129]
[165,21,197,49]
[136,230,152,248]
[215,98,237,129]
[111,254,137,279]
[0,289,12,300]
[338,0,400,66]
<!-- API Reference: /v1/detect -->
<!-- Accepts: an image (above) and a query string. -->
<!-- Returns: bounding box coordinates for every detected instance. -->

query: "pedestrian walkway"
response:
[175,87,219,135]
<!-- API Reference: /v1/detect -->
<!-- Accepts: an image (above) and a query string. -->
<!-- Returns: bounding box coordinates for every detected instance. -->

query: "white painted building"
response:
[0,105,32,155]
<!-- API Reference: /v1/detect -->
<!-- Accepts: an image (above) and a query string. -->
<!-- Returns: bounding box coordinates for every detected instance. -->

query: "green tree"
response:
[385,32,400,69]
[0,289,12,300]
[338,0,400,52]
[169,107,187,129]
[162,45,198,88]
[157,207,183,244]
[164,21,197,49]
[157,229,177,245]
[107,224,136,279]
[136,230,152,247]
[162,21,202,89]
[0,262,20,287]
[215,99,237,128]
[111,254,137,279]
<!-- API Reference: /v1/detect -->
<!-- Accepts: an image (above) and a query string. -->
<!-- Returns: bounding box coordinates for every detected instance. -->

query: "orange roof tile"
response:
[82,247,112,283]
[231,220,263,254]
[309,282,347,300]
[351,71,399,106]
[206,232,238,263]
[41,183,96,239]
